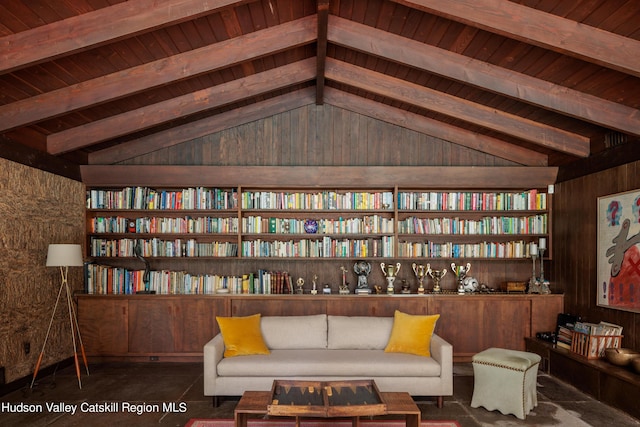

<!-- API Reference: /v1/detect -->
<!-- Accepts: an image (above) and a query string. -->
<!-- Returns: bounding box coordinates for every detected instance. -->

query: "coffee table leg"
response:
[406,413,420,427]
[351,416,360,427]
[234,412,247,427]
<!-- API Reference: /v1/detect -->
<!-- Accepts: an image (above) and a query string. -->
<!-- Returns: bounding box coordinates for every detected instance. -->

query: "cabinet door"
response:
[78,297,128,355]
[487,298,531,350]
[431,296,530,358]
[172,298,223,352]
[128,299,177,353]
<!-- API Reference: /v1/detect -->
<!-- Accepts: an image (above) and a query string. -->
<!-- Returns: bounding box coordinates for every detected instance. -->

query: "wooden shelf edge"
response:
[80,166,558,188]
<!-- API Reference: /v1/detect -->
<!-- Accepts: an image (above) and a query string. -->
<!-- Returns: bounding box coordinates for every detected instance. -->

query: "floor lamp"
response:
[31,244,89,389]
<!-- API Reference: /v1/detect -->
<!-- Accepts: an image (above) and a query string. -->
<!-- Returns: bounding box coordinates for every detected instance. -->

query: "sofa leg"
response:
[213,396,222,407]
[437,396,443,408]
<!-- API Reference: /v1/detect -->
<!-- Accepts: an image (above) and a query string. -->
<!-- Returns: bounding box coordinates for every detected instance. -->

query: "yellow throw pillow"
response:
[384,310,440,357]
[216,314,270,357]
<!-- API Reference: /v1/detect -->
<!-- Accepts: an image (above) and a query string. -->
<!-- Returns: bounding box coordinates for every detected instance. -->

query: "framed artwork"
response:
[597,189,640,313]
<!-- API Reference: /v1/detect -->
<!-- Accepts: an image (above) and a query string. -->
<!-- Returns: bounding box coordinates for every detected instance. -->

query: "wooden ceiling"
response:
[1,0,639,175]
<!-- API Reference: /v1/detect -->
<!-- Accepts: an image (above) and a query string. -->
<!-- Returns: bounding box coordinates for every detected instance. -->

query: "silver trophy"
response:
[354,261,372,294]
[451,262,471,294]
[412,263,431,295]
[428,267,447,293]
[380,262,401,295]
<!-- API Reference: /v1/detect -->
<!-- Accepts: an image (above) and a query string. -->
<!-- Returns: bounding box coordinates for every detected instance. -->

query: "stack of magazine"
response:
[572,321,623,358]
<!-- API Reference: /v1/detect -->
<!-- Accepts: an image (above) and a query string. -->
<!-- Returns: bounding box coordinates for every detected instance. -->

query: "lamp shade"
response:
[46,244,84,267]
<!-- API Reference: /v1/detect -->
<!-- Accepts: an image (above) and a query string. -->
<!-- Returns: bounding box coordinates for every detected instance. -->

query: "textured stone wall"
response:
[0,158,85,383]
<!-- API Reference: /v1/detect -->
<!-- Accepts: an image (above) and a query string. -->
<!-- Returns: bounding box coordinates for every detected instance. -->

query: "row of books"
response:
[241,215,395,235]
[397,240,534,258]
[85,264,292,295]
[90,237,238,257]
[88,187,548,212]
[89,216,239,234]
[556,324,574,350]
[397,214,547,235]
[240,236,395,258]
[397,190,547,211]
[87,187,239,210]
[241,191,395,211]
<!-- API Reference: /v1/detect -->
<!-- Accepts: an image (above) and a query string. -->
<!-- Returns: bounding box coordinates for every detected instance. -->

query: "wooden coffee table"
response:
[234,380,420,427]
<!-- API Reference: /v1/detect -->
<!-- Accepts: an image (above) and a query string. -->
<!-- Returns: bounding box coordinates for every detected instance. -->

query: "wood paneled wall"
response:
[118,104,517,167]
[0,158,85,383]
[553,160,640,350]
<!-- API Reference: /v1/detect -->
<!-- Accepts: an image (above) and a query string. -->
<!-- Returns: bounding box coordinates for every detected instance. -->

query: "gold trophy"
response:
[412,263,431,295]
[428,267,447,293]
[380,262,401,295]
[451,262,471,294]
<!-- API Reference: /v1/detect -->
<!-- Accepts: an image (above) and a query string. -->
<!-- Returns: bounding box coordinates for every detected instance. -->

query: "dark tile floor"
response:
[1,362,638,427]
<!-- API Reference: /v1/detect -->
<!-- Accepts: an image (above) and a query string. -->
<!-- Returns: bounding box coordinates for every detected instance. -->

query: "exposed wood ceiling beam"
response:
[0,16,317,133]
[392,0,640,78]
[48,58,317,154]
[315,0,330,105]
[89,88,316,164]
[323,87,547,166]
[0,0,251,75]
[325,58,590,157]
[328,16,640,136]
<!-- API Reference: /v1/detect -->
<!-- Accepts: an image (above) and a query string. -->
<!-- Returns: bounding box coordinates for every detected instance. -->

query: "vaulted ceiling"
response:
[1,0,639,176]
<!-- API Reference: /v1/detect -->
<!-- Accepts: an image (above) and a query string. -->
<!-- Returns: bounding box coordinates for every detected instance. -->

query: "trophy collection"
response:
[293,247,550,295]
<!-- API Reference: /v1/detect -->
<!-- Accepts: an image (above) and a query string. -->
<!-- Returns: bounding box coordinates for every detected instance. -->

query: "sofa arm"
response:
[203,334,225,395]
[430,334,453,395]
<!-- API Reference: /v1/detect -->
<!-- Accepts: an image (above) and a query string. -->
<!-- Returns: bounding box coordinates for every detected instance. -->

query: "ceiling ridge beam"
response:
[328,16,640,136]
[323,87,547,166]
[0,0,251,75]
[48,58,317,154]
[392,0,640,78]
[325,58,590,157]
[88,88,316,165]
[315,0,330,104]
[0,15,317,133]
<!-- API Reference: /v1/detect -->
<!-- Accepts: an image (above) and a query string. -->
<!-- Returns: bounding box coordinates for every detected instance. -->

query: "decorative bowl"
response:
[304,219,318,234]
[632,357,640,374]
[604,348,640,366]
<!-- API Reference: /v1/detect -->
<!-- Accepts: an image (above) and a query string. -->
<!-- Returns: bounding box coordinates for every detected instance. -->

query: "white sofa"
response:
[204,314,453,407]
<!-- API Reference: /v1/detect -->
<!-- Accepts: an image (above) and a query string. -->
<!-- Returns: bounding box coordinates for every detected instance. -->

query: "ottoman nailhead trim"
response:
[473,360,539,373]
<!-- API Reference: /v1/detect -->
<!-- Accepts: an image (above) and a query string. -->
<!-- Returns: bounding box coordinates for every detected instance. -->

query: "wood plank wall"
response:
[553,160,640,350]
[117,104,517,167]
[0,158,85,383]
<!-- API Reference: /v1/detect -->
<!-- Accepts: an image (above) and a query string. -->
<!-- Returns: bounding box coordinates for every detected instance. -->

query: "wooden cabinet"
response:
[77,297,128,355]
[78,295,226,361]
[78,293,563,362]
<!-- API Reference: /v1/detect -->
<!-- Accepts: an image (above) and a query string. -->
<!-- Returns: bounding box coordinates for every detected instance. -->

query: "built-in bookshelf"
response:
[85,186,551,295]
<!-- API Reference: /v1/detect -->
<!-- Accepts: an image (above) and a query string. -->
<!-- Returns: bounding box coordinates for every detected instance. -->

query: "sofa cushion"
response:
[385,311,440,357]
[217,349,441,377]
[327,316,393,350]
[216,314,270,357]
[261,314,327,349]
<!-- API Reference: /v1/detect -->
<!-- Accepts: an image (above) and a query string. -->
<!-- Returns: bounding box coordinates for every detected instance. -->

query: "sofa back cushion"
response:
[261,314,328,349]
[327,315,393,350]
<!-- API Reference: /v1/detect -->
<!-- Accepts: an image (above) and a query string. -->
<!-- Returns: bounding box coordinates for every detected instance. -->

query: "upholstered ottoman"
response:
[471,347,541,420]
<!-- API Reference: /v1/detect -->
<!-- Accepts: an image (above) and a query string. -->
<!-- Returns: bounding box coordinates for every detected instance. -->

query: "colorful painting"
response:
[598,190,640,313]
